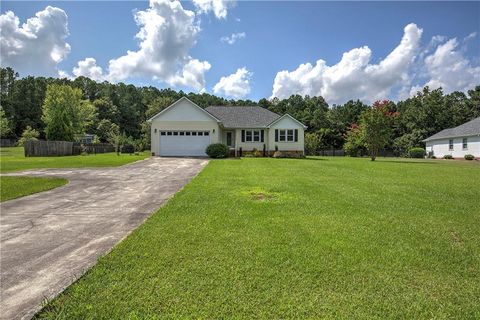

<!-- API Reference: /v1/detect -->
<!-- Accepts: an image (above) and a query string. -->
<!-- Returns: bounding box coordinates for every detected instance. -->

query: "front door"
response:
[226,131,233,147]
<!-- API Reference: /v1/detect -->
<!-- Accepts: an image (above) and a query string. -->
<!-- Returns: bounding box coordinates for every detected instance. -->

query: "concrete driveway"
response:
[0,157,208,320]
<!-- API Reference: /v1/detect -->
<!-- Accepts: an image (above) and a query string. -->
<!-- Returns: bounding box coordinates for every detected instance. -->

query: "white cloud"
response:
[58,70,71,79]
[72,58,106,82]
[192,0,235,19]
[271,23,423,104]
[214,67,252,98]
[104,0,209,91]
[0,6,71,77]
[415,37,480,95]
[168,59,211,90]
[220,32,245,45]
[5,0,213,91]
[464,32,477,42]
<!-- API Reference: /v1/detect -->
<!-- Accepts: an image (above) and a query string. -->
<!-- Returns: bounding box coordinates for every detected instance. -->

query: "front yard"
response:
[36,157,479,318]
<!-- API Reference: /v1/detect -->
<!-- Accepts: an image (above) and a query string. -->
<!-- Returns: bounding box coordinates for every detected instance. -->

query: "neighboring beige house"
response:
[148,97,306,157]
[423,117,480,158]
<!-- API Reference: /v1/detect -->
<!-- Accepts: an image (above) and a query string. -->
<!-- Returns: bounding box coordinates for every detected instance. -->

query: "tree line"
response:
[1,66,479,155]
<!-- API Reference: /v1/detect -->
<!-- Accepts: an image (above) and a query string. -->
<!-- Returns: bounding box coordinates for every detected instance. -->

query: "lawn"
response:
[0,147,150,173]
[36,157,479,319]
[0,176,68,202]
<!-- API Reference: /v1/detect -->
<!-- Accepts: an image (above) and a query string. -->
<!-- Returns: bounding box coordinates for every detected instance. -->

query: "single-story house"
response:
[148,97,307,157]
[423,117,480,158]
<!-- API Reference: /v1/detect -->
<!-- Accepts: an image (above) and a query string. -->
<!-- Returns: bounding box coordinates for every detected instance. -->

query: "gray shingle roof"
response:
[205,106,281,128]
[423,117,480,141]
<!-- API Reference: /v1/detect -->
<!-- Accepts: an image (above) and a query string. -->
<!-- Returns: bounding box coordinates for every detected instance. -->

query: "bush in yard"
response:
[305,132,320,155]
[18,126,40,146]
[251,148,263,157]
[444,154,453,159]
[0,106,11,137]
[121,144,135,154]
[132,139,145,153]
[206,143,229,158]
[408,147,425,158]
[273,151,304,158]
[343,124,364,157]
[464,154,474,160]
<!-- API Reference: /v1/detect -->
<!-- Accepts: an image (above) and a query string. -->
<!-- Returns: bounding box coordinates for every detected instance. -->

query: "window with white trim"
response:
[245,130,261,142]
[279,130,286,141]
[287,129,294,142]
[449,139,454,150]
[463,138,468,149]
[279,129,295,142]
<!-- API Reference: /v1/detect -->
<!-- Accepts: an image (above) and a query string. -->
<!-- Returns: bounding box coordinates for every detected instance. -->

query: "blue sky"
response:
[1,1,479,104]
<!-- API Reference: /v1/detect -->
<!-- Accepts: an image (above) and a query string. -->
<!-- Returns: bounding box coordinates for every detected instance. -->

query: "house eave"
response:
[423,133,480,142]
[220,125,269,129]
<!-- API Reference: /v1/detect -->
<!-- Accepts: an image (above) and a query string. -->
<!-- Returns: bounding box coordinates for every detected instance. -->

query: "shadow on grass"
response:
[377,159,439,165]
[266,157,328,161]
[232,157,327,161]
[302,157,328,161]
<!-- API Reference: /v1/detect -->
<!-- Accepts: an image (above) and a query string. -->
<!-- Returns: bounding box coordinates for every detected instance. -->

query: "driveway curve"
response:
[0,157,208,320]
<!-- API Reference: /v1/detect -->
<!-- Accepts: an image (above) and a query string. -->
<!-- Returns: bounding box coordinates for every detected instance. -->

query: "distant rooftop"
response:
[205,106,281,128]
[423,117,480,142]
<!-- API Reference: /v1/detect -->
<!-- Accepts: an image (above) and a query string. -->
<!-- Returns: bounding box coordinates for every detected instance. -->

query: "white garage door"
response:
[159,131,210,156]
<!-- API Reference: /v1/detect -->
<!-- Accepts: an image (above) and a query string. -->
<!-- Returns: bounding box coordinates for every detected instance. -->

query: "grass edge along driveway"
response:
[0,147,150,173]
[36,157,479,319]
[0,176,68,202]
[0,147,150,200]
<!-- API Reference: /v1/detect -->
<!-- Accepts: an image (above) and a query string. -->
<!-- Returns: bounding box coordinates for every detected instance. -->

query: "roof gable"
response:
[423,117,480,141]
[148,97,220,122]
[205,106,281,128]
[267,114,307,129]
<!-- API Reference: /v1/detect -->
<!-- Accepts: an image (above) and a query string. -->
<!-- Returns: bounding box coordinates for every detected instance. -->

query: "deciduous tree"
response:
[360,100,398,161]
[42,84,95,141]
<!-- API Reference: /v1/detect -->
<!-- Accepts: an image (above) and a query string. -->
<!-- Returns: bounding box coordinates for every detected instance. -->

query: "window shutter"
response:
[261,130,264,142]
[241,130,245,142]
[294,129,298,142]
[275,129,278,142]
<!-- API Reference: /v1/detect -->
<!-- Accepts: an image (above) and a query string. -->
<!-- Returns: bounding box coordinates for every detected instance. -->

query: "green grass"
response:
[0,147,150,173]
[36,157,480,319]
[0,176,68,202]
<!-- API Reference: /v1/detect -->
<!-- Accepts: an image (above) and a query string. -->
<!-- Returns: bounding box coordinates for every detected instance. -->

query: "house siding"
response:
[234,128,269,152]
[268,117,305,152]
[426,135,480,158]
